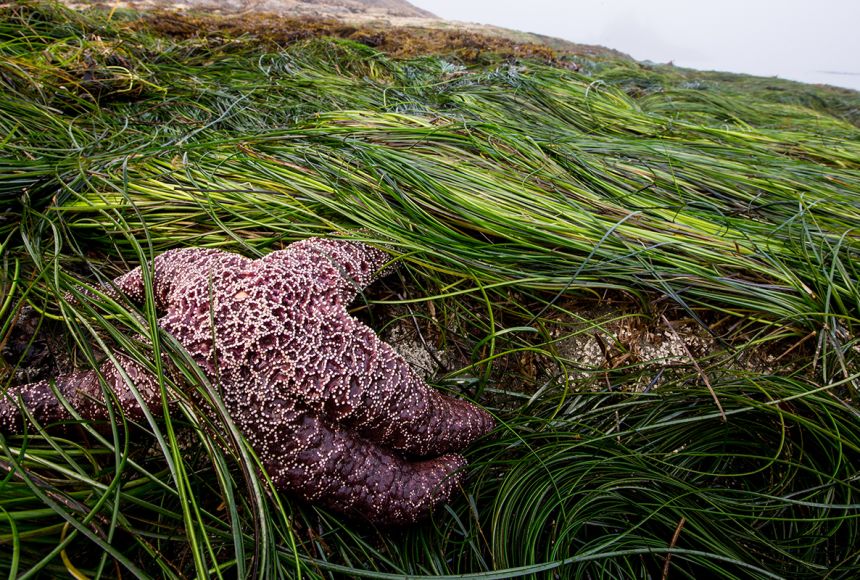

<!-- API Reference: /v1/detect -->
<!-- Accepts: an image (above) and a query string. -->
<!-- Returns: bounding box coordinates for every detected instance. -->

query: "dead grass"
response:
[132,10,569,63]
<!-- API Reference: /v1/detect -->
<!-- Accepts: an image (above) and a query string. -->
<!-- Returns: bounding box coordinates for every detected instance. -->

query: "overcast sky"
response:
[411,0,860,91]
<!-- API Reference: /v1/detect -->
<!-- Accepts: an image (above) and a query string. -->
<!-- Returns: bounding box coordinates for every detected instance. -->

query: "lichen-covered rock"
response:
[0,238,494,524]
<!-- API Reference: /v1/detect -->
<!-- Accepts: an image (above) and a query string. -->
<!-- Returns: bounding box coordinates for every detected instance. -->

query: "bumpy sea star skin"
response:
[0,238,495,524]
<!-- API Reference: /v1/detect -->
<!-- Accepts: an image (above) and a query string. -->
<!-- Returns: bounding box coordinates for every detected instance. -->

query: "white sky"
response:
[411,0,860,91]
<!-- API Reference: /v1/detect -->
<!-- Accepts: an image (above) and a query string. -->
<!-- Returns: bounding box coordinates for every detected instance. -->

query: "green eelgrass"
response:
[3,349,859,578]
[1,1,859,578]
[5,5,856,340]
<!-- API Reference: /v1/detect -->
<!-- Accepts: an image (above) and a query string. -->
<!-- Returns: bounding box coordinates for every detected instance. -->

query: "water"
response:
[675,60,860,92]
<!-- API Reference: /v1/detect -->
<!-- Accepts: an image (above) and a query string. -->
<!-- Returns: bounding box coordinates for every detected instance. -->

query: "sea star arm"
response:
[312,315,495,457]
[2,249,236,433]
[0,354,163,433]
[267,238,394,305]
[247,401,467,525]
[110,248,234,309]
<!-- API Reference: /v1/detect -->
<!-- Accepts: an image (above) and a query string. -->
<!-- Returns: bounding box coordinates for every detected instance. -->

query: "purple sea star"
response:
[0,238,495,524]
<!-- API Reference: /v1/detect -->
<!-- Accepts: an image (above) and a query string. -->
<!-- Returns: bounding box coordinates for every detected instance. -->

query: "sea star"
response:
[0,238,495,524]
